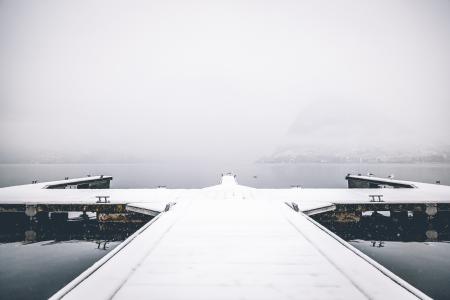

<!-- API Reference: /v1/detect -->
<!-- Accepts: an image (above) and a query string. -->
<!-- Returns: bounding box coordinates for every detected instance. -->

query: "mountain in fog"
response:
[260,99,450,163]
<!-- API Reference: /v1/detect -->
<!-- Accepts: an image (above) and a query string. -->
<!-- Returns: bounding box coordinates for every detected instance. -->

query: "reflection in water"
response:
[370,240,385,248]
[349,240,450,300]
[315,212,450,300]
[313,210,450,242]
[0,212,150,244]
[1,208,450,299]
[0,214,149,300]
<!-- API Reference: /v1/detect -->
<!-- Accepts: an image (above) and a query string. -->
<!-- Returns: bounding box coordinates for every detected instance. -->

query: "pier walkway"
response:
[1,174,450,217]
[2,174,450,298]
[47,175,430,299]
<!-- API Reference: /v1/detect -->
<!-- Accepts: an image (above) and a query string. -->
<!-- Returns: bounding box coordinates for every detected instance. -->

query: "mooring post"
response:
[25,205,37,218]
[164,202,176,212]
[425,203,438,218]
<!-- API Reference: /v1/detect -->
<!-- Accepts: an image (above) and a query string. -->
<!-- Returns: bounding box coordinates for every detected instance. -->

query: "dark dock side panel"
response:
[346,175,415,189]
[44,176,113,189]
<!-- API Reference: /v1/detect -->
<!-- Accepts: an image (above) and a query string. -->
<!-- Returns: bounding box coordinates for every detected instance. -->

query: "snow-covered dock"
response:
[1,174,450,299]
[1,174,449,217]
[46,174,432,300]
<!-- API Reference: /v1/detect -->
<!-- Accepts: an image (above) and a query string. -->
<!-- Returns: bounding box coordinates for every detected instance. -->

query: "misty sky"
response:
[1,0,449,164]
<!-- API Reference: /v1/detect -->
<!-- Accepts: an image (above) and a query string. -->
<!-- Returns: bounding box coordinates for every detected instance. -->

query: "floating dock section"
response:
[48,175,431,300]
[1,173,449,299]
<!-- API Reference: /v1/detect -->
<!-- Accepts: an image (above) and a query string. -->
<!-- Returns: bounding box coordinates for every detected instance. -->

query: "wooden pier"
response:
[1,174,450,299]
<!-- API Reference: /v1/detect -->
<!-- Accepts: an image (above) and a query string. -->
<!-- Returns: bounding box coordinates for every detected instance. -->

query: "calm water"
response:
[0,240,121,299]
[0,163,450,299]
[0,217,144,300]
[350,240,450,300]
[0,162,449,188]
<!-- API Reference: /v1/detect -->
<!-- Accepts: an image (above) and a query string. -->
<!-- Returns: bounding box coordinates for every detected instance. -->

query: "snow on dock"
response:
[8,175,114,190]
[2,173,450,299]
[346,174,418,188]
[49,175,430,300]
[1,174,449,215]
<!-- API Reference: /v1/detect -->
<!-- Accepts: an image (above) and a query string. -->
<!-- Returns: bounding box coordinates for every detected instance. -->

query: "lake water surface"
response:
[1,162,449,188]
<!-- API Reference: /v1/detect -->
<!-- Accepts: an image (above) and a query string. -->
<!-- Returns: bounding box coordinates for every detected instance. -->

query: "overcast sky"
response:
[1,0,449,164]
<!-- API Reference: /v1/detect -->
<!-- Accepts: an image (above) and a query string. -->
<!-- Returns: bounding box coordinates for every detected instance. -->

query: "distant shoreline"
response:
[0,161,449,165]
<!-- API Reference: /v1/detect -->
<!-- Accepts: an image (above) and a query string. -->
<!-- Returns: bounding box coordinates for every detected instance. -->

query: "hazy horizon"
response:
[1,0,449,165]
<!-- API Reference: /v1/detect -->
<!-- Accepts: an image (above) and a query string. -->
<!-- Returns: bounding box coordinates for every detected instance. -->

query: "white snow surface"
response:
[50,177,429,299]
[1,175,449,214]
[1,174,438,299]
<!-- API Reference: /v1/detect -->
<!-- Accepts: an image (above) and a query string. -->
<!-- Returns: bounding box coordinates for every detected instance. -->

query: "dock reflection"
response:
[0,212,150,244]
[313,210,450,242]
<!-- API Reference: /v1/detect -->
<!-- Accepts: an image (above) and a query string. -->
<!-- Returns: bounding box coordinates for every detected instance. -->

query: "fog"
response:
[1,0,449,165]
